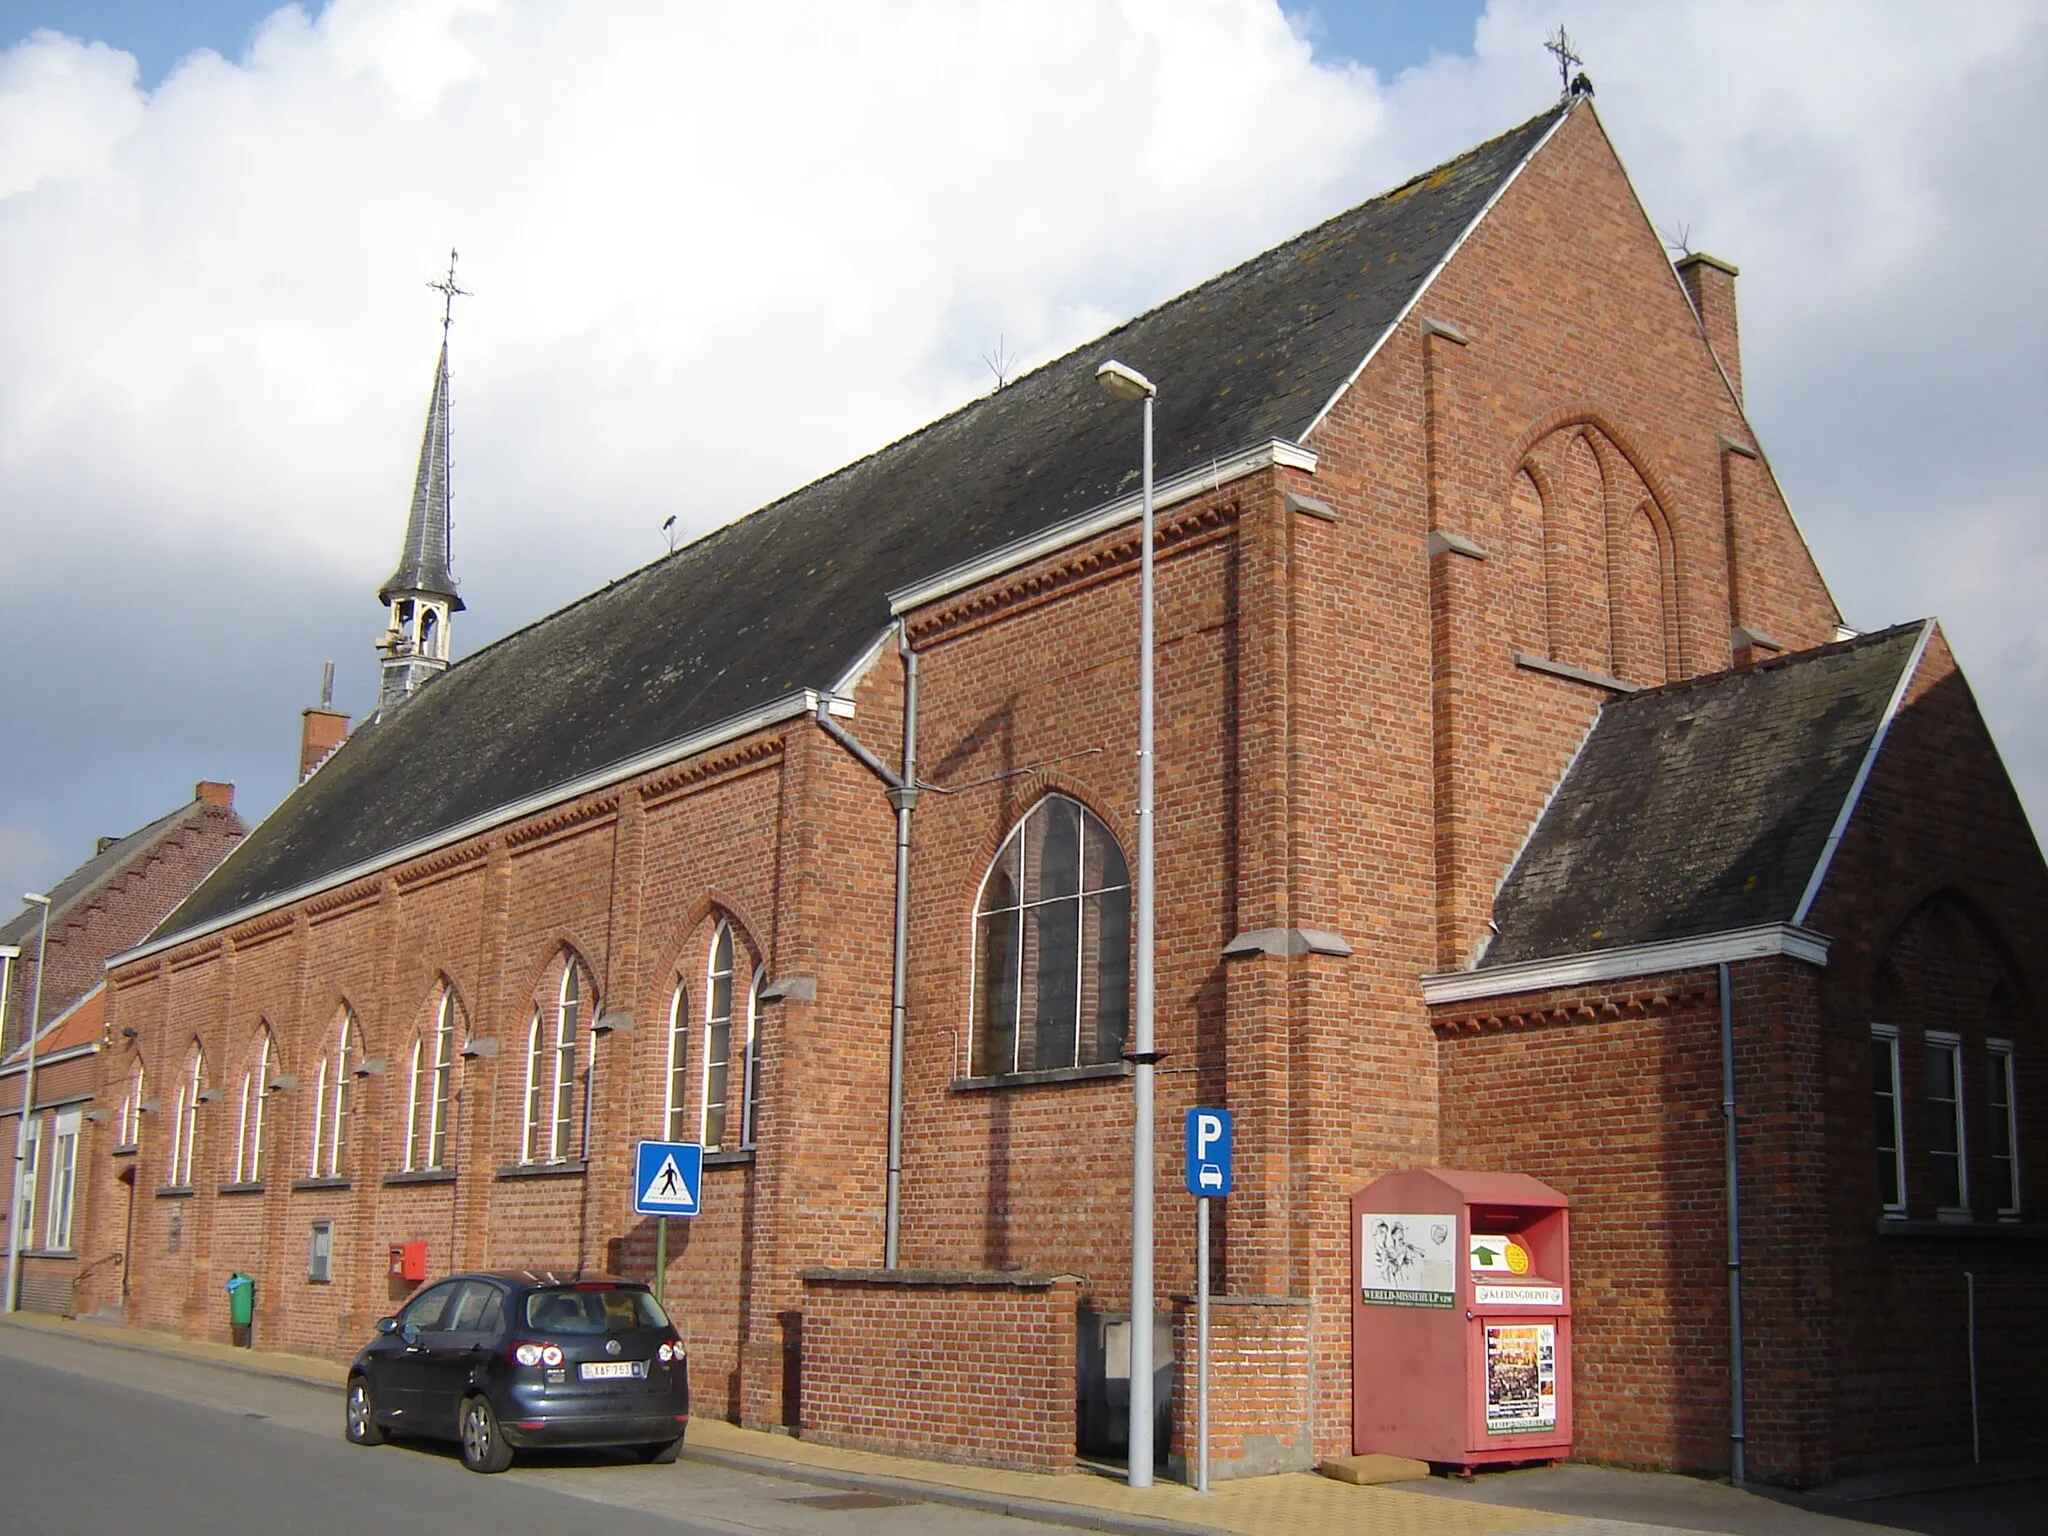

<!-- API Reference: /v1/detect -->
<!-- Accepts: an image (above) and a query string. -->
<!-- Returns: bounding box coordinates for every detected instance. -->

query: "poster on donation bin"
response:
[1357,1212,1457,1307]
[1485,1323,1558,1434]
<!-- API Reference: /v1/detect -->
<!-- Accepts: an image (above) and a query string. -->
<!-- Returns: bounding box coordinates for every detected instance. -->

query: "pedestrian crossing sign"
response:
[633,1140,703,1217]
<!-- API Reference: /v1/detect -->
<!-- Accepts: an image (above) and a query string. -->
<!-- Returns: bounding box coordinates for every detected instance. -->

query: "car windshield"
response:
[522,1285,669,1335]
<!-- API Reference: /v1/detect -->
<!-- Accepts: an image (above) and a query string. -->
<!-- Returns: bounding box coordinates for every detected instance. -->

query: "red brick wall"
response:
[4,800,244,1055]
[1801,630,2048,1476]
[1167,1295,1313,1479]
[800,1270,1078,1471]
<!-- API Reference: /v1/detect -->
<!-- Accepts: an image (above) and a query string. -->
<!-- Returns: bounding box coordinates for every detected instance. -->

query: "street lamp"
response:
[1095,357,1159,1488]
[6,892,52,1314]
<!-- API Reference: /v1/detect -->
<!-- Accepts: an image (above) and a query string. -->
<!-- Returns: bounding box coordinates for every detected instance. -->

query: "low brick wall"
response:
[800,1268,1080,1472]
[1169,1294,1313,1480]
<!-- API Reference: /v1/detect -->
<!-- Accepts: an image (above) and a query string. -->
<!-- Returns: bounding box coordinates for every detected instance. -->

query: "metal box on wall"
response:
[1351,1168,1572,1469]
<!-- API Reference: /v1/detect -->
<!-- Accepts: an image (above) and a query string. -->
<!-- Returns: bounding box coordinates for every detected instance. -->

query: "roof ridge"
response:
[1600,620,1928,710]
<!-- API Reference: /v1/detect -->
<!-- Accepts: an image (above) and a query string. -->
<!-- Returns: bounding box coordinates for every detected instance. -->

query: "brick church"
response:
[82,96,2045,1487]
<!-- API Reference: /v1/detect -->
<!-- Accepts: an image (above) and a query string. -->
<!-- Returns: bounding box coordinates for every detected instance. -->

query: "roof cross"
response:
[1544,26,1583,97]
[427,248,471,334]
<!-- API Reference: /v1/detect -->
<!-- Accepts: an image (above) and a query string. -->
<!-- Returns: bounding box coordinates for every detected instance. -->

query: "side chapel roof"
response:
[1,795,242,952]
[156,104,1573,945]
[1479,623,1929,968]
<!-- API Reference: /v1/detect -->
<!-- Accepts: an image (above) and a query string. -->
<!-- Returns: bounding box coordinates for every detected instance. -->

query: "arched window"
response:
[419,608,439,658]
[233,1028,274,1183]
[699,922,761,1153]
[118,1062,145,1148]
[664,980,690,1142]
[972,794,1130,1077]
[522,957,591,1164]
[167,1046,204,1188]
[309,1007,357,1179]
[406,987,459,1171]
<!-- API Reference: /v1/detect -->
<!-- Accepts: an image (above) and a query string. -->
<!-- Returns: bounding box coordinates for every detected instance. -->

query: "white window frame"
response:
[1872,1024,1906,1217]
[415,989,455,1171]
[169,1049,203,1188]
[311,1010,355,1179]
[521,960,585,1165]
[700,924,738,1152]
[119,1064,144,1148]
[664,980,690,1143]
[550,966,580,1162]
[1989,1039,2021,1219]
[235,1031,272,1184]
[1926,1029,1970,1218]
[14,1116,40,1245]
[44,1109,79,1252]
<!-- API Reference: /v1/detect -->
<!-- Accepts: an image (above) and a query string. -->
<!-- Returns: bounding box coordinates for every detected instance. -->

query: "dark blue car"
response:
[345,1270,690,1473]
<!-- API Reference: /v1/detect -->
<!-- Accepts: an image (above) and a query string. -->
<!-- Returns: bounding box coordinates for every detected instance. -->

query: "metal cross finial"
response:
[427,248,471,334]
[1544,25,1583,97]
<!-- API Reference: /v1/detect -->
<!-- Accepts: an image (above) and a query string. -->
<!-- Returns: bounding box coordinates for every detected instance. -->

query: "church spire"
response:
[377,251,469,710]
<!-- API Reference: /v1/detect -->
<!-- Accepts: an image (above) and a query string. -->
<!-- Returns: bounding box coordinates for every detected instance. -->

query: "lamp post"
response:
[1095,357,1158,1487]
[6,892,52,1314]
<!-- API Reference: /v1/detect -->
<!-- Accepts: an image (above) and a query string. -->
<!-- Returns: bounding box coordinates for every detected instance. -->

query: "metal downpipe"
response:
[1720,960,1747,1484]
[885,627,919,1268]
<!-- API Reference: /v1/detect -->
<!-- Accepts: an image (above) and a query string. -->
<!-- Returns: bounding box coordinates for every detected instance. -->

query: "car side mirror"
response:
[401,1322,421,1343]
[376,1316,399,1336]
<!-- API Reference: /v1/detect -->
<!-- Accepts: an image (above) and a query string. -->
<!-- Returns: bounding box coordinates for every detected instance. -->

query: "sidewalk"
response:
[0,1312,1570,1536]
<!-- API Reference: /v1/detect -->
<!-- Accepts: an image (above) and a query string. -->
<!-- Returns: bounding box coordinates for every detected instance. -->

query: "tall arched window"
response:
[699,922,760,1153]
[309,1007,357,1179]
[118,1062,145,1148]
[167,1045,204,1188]
[406,988,459,1171]
[233,1028,274,1183]
[972,794,1131,1077]
[664,980,690,1142]
[522,957,591,1164]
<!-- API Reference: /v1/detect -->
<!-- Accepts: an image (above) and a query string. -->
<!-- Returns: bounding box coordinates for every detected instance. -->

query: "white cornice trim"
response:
[887,439,1316,615]
[1791,620,1935,926]
[1422,923,1831,1006]
[108,690,822,972]
[0,1042,99,1081]
[1298,103,1577,444]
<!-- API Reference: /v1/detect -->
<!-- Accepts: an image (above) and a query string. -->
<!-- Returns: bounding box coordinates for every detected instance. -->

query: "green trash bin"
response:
[226,1271,255,1344]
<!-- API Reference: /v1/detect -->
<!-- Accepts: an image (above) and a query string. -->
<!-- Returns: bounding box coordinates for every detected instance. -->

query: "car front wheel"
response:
[459,1394,514,1473]
[344,1377,385,1446]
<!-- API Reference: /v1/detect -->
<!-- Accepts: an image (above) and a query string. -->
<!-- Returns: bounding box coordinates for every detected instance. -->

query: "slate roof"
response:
[156,104,1571,945]
[0,799,218,951]
[1480,623,1929,968]
[379,341,462,608]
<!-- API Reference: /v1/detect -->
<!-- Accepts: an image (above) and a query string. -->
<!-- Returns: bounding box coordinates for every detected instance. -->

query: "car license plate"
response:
[579,1360,644,1381]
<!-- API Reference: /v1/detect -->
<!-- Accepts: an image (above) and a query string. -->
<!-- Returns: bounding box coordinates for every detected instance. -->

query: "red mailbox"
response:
[388,1241,427,1281]
[1351,1169,1571,1470]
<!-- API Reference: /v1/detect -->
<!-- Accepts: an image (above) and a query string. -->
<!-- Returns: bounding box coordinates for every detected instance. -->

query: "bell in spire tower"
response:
[378,253,469,710]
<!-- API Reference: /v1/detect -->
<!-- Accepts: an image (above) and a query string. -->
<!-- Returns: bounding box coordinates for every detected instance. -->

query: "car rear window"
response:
[522,1285,670,1335]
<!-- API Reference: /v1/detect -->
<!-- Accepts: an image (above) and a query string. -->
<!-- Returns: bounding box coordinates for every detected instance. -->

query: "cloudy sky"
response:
[0,0,2042,912]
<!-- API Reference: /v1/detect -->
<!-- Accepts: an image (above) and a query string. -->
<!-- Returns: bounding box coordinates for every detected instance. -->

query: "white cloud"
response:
[0,0,2043,880]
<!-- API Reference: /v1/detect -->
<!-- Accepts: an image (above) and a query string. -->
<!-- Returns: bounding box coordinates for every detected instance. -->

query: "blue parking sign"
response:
[1184,1108,1232,1198]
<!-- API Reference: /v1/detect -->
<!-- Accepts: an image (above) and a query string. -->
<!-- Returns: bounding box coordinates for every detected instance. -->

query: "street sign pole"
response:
[1196,1193,1210,1493]
[656,1215,668,1309]
[1183,1106,1231,1494]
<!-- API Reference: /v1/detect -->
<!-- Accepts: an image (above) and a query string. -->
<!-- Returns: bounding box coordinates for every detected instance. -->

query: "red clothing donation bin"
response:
[1351,1169,1572,1470]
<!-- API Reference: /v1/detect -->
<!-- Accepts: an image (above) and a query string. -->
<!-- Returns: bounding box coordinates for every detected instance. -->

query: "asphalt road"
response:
[0,1327,1027,1536]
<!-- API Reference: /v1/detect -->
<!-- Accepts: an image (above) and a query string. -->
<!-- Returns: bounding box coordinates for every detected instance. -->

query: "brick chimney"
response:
[300,659,350,781]
[195,781,235,809]
[1677,252,1741,404]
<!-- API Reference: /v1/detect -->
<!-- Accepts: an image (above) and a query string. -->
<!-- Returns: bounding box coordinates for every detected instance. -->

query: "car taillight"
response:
[657,1342,674,1363]
[511,1341,565,1367]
